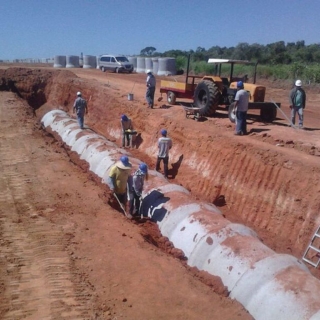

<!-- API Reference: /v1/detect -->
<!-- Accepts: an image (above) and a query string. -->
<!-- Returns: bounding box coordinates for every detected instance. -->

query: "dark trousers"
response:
[122,132,130,147]
[146,87,156,107]
[236,111,247,134]
[129,190,141,215]
[156,156,169,178]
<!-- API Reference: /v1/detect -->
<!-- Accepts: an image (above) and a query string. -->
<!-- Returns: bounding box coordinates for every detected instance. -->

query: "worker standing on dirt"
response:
[107,156,132,212]
[156,129,172,179]
[234,81,249,135]
[73,91,88,129]
[289,80,306,129]
[120,114,133,147]
[146,69,156,108]
[127,163,148,216]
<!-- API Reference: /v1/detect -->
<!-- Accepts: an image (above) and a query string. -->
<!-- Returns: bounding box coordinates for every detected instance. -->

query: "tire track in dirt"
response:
[0,94,93,319]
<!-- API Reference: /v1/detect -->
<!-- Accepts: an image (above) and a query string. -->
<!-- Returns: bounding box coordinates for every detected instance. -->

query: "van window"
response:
[116,56,129,62]
[111,57,116,62]
[100,56,110,62]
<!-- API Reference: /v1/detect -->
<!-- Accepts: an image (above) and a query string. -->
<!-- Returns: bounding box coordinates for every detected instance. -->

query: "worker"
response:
[234,81,249,135]
[289,79,306,129]
[73,91,88,129]
[120,114,133,147]
[127,163,148,216]
[107,155,132,211]
[146,69,156,108]
[156,129,172,179]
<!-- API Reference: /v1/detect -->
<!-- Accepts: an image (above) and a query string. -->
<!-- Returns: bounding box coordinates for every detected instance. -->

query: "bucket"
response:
[128,93,134,101]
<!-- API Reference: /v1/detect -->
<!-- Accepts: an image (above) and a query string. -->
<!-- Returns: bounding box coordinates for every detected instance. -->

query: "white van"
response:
[98,55,133,73]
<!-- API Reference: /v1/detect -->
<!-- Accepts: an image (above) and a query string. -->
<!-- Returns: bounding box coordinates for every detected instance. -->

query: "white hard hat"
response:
[146,69,152,74]
[295,80,302,87]
[77,91,82,96]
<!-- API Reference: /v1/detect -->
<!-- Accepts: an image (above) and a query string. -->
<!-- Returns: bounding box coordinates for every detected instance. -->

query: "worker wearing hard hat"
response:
[127,163,148,216]
[120,114,133,147]
[289,79,306,129]
[146,69,156,108]
[73,91,88,129]
[234,81,249,136]
[156,129,172,179]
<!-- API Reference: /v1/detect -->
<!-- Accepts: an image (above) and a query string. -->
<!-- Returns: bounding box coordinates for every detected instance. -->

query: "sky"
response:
[1,0,320,60]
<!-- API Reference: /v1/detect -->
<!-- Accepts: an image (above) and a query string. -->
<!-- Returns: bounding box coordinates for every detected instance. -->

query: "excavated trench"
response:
[2,67,320,319]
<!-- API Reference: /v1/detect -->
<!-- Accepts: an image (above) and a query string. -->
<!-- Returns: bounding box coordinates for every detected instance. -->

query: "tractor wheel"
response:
[228,102,236,123]
[167,91,176,105]
[194,80,220,116]
[260,106,277,122]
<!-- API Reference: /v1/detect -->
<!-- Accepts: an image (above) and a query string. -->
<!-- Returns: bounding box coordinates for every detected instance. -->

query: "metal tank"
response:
[41,109,320,320]
[136,57,146,73]
[66,55,80,68]
[53,55,66,68]
[83,55,97,69]
[157,57,176,76]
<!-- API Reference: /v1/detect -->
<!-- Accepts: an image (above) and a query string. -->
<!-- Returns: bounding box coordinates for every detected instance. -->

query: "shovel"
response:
[113,193,132,219]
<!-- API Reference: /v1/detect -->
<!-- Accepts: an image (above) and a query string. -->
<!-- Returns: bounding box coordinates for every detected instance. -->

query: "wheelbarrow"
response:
[179,104,204,121]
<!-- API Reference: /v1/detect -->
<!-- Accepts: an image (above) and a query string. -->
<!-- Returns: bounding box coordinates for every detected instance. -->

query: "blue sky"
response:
[1,0,319,60]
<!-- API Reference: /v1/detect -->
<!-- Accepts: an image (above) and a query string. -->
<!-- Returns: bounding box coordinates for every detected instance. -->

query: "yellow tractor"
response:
[159,58,280,123]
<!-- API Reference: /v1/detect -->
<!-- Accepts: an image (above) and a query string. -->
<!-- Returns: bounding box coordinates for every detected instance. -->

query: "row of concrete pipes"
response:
[42,109,320,320]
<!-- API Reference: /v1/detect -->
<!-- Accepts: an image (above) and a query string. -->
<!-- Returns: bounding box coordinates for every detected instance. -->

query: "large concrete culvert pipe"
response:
[41,109,320,320]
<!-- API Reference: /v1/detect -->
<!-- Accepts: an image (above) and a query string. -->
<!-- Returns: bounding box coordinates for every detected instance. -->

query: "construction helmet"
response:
[120,155,129,166]
[139,163,148,174]
[160,129,167,136]
[77,91,82,96]
[146,69,152,74]
[295,80,302,87]
[121,114,128,121]
[237,81,244,88]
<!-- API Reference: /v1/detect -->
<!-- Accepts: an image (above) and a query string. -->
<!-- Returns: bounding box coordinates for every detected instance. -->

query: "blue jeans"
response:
[236,111,247,134]
[291,106,304,127]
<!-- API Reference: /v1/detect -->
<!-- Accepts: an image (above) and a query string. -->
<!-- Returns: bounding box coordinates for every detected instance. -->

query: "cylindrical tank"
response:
[66,55,80,68]
[96,56,100,69]
[136,57,146,73]
[145,57,153,73]
[83,55,97,69]
[152,57,159,75]
[53,55,66,68]
[128,56,137,72]
[157,57,176,76]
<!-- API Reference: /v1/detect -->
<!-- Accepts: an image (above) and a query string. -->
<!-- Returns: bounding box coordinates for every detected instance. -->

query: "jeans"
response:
[156,156,169,178]
[291,106,304,127]
[129,190,141,215]
[77,112,85,129]
[235,111,247,134]
[146,86,156,107]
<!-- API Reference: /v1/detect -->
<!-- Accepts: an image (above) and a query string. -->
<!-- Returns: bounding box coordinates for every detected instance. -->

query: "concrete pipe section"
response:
[41,110,320,320]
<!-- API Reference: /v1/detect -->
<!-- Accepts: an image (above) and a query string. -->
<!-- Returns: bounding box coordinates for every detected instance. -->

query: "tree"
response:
[140,47,156,56]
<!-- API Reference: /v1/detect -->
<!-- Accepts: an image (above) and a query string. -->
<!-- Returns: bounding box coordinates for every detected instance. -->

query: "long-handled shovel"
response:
[113,193,132,219]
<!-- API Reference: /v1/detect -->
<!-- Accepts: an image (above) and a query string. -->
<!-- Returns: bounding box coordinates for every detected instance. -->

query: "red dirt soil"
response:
[1,64,320,319]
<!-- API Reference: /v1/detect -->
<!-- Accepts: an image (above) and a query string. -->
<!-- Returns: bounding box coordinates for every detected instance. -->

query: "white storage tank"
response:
[145,57,153,73]
[136,56,146,73]
[152,57,159,75]
[66,55,80,68]
[128,56,137,72]
[96,56,100,69]
[53,55,66,68]
[158,57,176,76]
[83,55,96,69]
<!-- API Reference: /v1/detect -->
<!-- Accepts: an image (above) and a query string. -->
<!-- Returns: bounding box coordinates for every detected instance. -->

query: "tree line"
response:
[140,41,320,84]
